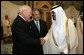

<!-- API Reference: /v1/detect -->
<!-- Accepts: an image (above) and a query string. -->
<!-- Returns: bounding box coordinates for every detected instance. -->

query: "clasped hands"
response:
[40,37,45,45]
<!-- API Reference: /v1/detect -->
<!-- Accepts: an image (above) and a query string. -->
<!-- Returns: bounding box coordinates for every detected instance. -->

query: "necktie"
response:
[36,21,40,32]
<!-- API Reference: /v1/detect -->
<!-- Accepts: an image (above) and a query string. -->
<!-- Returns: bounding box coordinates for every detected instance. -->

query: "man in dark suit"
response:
[29,9,48,54]
[12,5,44,54]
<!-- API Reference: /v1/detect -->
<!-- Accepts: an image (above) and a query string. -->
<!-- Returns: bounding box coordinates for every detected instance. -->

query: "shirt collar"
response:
[19,14,26,21]
[34,20,39,22]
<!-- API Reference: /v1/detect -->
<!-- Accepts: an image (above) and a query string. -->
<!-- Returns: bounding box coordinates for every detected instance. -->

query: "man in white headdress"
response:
[43,5,78,54]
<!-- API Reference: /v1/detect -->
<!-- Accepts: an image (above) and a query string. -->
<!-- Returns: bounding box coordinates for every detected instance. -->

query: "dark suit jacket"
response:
[12,16,44,54]
[29,19,48,54]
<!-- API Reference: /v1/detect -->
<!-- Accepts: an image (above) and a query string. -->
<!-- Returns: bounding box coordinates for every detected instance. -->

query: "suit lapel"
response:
[39,20,42,33]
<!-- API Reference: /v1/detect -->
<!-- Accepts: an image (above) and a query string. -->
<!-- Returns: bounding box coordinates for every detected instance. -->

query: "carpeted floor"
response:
[1,40,13,54]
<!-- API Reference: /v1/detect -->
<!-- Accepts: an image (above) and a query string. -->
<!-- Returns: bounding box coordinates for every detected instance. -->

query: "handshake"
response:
[40,37,46,45]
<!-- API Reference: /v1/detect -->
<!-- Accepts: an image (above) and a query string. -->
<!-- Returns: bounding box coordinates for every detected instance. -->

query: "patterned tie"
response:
[36,21,40,32]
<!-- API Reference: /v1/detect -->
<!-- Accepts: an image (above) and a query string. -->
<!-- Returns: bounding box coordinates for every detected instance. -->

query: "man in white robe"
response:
[76,15,83,54]
[43,5,78,54]
[3,15,12,39]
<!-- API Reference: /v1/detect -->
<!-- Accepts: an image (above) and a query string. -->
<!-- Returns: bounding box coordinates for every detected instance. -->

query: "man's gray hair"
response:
[19,5,30,13]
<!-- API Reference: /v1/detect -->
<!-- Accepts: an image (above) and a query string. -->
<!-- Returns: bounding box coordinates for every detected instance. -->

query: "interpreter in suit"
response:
[29,9,48,54]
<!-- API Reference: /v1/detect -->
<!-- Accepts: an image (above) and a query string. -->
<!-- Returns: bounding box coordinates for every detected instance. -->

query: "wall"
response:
[1,1,20,25]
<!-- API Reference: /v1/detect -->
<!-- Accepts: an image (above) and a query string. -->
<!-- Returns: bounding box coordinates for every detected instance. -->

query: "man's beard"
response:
[53,16,56,20]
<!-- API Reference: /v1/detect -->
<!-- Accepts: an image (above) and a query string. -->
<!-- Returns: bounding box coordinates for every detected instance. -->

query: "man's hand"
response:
[40,37,45,45]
